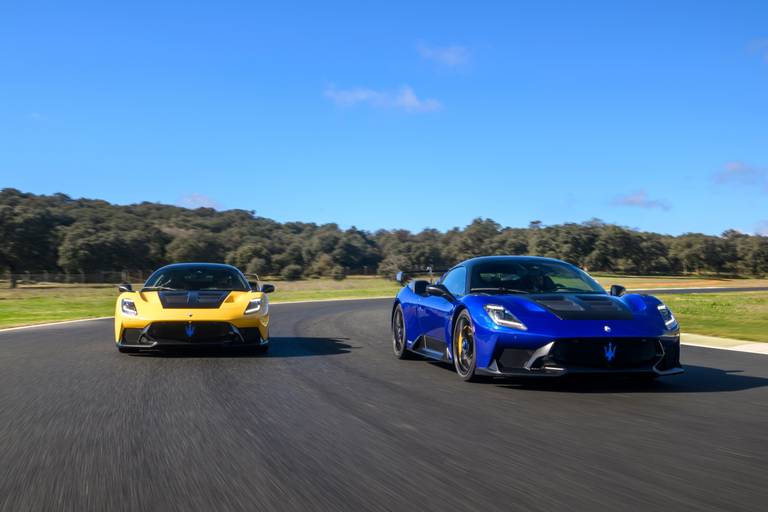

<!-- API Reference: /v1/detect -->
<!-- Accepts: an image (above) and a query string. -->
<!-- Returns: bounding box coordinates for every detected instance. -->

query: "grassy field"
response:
[592,274,768,290]
[0,277,401,329]
[1,276,767,340]
[656,291,768,342]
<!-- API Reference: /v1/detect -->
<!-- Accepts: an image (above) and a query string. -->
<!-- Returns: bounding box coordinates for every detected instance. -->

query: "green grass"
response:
[1,278,767,342]
[0,287,116,328]
[0,277,401,329]
[657,291,768,342]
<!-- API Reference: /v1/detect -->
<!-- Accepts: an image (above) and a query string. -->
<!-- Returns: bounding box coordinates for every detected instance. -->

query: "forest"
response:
[2,188,767,286]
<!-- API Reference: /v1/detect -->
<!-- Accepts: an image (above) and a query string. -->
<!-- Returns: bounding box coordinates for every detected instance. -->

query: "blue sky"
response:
[1,0,767,235]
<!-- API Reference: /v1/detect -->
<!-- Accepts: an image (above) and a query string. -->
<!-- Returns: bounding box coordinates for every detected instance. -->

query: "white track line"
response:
[681,341,768,355]
[0,316,113,333]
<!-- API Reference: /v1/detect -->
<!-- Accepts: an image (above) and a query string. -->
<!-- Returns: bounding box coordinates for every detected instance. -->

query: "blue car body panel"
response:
[393,256,683,377]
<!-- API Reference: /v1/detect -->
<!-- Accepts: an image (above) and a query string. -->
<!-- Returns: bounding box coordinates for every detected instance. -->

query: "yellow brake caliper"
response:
[457,329,464,358]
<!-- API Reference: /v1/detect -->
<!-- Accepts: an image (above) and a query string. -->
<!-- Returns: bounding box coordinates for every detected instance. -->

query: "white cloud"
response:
[714,161,768,191]
[324,85,442,112]
[756,220,768,236]
[177,193,220,209]
[417,43,470,67]
[612,190,670,210]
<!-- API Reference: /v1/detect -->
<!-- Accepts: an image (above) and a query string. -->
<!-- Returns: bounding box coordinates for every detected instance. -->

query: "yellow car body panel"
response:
[114,290,270,345]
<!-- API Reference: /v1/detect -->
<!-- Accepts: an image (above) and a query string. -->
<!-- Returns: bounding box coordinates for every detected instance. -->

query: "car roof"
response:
[153,263,243,272]
[456,255,571,269]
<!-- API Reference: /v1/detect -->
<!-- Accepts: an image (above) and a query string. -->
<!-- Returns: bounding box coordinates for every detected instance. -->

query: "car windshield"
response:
[143,266,249,291]
[469,260,605,295]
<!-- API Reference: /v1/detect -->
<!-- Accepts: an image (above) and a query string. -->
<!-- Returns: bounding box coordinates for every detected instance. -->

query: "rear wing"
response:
[395,267,449,285]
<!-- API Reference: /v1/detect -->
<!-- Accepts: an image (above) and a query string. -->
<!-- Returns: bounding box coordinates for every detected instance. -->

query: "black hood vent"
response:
[530,294,633,320]
[158,291,231,309]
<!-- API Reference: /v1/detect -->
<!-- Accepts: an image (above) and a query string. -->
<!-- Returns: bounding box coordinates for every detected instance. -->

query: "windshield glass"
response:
[144,266,249,291]
[469,260,604,294]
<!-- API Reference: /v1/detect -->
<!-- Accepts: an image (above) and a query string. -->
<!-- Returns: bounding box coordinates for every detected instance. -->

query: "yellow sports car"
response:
[114,263,274,353]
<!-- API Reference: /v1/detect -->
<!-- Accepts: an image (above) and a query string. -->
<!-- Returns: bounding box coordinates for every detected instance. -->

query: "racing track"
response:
[0,298,766,511]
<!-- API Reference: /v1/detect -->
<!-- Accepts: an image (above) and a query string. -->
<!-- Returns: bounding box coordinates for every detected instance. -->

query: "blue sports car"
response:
[391,256,683,381]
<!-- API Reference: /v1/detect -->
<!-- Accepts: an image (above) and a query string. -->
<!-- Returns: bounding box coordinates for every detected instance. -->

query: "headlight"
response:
[244,298,263,315]
[121,298,137,316]
[657,304,677,329]
[484,304,527,330]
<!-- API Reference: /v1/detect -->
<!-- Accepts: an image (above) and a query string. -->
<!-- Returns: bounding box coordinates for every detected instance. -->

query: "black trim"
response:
[157,290,231,309]
[529,294,634,320]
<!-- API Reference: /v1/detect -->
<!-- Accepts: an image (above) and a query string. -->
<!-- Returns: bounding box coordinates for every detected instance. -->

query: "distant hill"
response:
[1,188,767,285]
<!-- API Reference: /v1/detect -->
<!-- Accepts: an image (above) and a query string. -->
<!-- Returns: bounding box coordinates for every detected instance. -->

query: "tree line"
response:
[1,188,767,286]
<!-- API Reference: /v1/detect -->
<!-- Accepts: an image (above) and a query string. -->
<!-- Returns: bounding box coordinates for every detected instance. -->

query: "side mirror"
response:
[395,271,407,285]
[426,284,452,299]
[261,283,276,294]
[412,280,429,295]
[610,284,626,297]
[118,283,133,293]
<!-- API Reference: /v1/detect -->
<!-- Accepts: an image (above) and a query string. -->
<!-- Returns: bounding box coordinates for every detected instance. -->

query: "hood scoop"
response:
[531,294,633,320]
[158,291,230,309]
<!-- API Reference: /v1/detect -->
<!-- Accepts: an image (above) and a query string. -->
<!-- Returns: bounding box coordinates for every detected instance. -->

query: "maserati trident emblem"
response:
[604,342,617,362]
[185,322,195,337]
[604,325,611,333]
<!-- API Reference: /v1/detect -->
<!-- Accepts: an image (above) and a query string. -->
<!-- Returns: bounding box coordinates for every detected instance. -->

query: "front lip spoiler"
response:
[477,338,684,378]
[118,323,269,349]
[475,365,684,378]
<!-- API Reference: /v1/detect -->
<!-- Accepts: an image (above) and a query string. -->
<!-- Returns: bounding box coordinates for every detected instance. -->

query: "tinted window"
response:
[469,260,604,294]
[144,266,249,291]
[441,267,467,296]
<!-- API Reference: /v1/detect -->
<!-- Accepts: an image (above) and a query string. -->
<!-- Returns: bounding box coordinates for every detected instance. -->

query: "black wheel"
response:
[392,305,412,359]
[452,310,480,381]
[117,345,138,354]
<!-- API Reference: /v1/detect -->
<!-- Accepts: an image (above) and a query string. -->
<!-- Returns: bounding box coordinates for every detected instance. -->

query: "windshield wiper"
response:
[470,287,529,294]
[140,286,181,291]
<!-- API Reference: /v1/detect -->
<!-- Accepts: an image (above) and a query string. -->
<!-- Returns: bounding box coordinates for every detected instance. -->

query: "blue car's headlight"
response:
[484,304,527,331]
[244,298,263,315]
[121,298,137,316]
[657,303,677,329]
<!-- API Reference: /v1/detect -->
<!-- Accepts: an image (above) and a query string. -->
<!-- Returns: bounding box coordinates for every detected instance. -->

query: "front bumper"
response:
[475,337,683,378]
[117,321,269,349]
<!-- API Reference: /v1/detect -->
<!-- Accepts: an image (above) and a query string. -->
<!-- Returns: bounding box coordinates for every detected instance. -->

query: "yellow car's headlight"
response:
[244,298,263,315]
[121,298,138,316]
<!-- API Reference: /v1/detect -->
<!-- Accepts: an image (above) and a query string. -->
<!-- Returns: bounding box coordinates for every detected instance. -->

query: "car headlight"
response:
[244,298,263,315]
[484,304,527,330]
[121,298,137,316]
[657,303,677,329]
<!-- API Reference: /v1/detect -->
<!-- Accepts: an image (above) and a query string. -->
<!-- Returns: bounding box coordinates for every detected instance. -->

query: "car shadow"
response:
[127,336,354,358]
[494,365,768,393]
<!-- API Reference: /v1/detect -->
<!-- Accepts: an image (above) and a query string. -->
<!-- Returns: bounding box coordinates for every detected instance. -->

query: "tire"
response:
[452,310,481,382]
[392,304,412,359]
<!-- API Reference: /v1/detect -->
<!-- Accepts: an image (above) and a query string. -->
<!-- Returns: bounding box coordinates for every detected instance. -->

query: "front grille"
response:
[146,322,237,343]
[122,328,143,344]
[497,348,535,371]
[240,327,262,343]
[656,338,681,371]
[549,338,661,369]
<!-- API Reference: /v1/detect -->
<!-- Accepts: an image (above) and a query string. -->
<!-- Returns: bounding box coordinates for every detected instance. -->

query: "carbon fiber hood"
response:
[157,290,231,309]
[527,294,633,320]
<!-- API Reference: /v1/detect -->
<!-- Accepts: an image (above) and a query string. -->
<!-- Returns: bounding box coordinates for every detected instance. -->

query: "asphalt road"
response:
[1,299,766,512]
